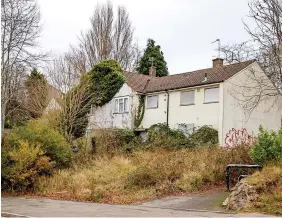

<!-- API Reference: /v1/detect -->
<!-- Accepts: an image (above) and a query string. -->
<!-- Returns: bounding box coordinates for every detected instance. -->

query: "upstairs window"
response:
[204,87,219,103]
[180,90,195,105]
[147,95,158,108]
[114,97,129,113]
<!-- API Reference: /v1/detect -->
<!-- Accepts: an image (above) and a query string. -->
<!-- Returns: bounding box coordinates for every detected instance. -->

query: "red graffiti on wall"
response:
[225,128,255,147]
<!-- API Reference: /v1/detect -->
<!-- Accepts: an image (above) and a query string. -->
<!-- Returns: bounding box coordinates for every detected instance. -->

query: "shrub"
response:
[3,119,72,168]
[250,126,282,165]
[147,123,190,148]
[91,128,136,155]
[127,166,158,188]
[2,141,54,191]
[146,124,218,148]
[189,125,218,146]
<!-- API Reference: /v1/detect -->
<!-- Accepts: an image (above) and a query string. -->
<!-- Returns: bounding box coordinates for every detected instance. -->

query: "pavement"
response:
[1,196,275,217]
[136,191,229,211]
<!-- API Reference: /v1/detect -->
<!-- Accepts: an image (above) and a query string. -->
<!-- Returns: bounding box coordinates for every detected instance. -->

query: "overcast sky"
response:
[38,0,252,74]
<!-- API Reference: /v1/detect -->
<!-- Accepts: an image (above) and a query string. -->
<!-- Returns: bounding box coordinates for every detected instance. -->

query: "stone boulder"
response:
[223,180,259,211]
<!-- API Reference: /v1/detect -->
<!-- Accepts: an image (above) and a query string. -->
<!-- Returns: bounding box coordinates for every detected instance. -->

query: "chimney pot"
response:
[149,66,157,77]
[212,58,224,68]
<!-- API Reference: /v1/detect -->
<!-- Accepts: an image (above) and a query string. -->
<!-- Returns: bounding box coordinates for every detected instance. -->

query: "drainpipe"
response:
[165,89,169,126]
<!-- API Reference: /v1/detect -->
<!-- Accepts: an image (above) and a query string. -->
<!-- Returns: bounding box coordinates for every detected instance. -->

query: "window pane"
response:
[124,98,128,112]
[114,99,119,112]
[119,99,124,112]
[204,87,219,102]
[147,95,158,108]
[180,91,194,105]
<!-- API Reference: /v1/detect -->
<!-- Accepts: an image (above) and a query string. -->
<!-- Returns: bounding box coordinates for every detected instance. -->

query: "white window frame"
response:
[204,87,219,103]
[147,95,158,109]
[180,90,195,106]
[114,96,129,113]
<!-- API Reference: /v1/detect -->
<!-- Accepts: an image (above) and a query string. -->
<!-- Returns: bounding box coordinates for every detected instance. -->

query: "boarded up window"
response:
[147,95,158,108]
[180,91,195,105]
[204,87,219,103]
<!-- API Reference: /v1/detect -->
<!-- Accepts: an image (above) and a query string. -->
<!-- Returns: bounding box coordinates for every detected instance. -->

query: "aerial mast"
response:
[212,39,221,58]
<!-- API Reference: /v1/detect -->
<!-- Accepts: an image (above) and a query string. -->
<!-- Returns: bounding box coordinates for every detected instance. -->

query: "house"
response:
[86,58,281,146]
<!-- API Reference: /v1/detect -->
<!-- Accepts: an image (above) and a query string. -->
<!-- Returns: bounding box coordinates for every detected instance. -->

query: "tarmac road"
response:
[1,197,274,217]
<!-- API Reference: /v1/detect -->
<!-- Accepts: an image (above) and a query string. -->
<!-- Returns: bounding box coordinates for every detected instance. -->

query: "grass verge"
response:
[35,145,251,204]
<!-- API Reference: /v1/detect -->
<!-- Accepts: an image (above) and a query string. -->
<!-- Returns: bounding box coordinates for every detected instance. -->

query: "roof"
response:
[123,60,256,93]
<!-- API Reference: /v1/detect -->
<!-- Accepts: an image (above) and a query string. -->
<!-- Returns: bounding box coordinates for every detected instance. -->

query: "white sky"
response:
[38,0,252,74]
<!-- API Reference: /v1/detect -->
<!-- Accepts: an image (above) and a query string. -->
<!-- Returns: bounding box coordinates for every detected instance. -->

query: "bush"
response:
[250,126,282,165]
[146,124,218,148]
[147,123,190,148]
[189,125,218,146]
[127,166,158,188]
[2,141,54,191]
[3,119,72,168]
[91,128,136,155]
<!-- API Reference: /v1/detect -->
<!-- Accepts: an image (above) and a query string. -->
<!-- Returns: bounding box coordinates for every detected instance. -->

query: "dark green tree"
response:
[137,39,169,77]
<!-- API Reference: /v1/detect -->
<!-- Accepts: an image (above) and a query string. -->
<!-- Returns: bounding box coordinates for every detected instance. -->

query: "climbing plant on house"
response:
[62,60,125,139]
[134,95,145,128]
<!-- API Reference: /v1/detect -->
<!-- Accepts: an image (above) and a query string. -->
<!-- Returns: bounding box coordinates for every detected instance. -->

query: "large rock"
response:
[223,180,259,211]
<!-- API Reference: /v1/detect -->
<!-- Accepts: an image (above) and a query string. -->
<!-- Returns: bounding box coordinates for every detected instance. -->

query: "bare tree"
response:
[221,41,259,64]
[1,0,46,130]
[221,0,282,115]
[46,54,94,141]
[78,2,137,71]
[222,0,282,84]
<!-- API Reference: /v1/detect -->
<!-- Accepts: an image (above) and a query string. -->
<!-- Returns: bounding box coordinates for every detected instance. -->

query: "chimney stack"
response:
[212,58,224,68]
[149,66,157,77]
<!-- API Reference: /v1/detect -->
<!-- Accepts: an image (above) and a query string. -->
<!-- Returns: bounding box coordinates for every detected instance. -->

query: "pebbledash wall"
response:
[86,83,138,134]
[141,84,223,140]
[222,62,281,147]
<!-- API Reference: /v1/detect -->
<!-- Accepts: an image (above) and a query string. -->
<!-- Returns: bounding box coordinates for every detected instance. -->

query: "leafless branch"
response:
[1,0,47,129]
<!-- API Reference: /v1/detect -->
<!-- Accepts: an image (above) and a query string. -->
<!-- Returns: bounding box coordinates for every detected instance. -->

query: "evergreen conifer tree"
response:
[137,39,169,77]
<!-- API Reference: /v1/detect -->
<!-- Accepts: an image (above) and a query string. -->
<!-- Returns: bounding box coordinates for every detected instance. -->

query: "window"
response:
[147,95,158,108]
[114,97,129,113]
[180,91,195,105]
[204,87,219,103]
[119,99,124,112]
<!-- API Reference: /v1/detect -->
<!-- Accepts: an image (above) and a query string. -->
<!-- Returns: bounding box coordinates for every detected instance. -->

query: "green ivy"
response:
[134,95,145,128]
[88,60,125,106]
[64,60,125,138]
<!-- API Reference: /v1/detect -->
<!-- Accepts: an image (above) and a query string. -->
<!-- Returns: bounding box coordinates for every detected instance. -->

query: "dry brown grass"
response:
[35,145,252,204]
[245,160,282,215]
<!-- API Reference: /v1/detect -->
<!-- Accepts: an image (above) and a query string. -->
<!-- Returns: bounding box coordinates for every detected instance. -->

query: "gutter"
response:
[144,81,223,95]
[165,89,169,127]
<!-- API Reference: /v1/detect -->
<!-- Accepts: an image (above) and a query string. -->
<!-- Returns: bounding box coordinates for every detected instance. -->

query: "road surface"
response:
[1,197,273,217]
